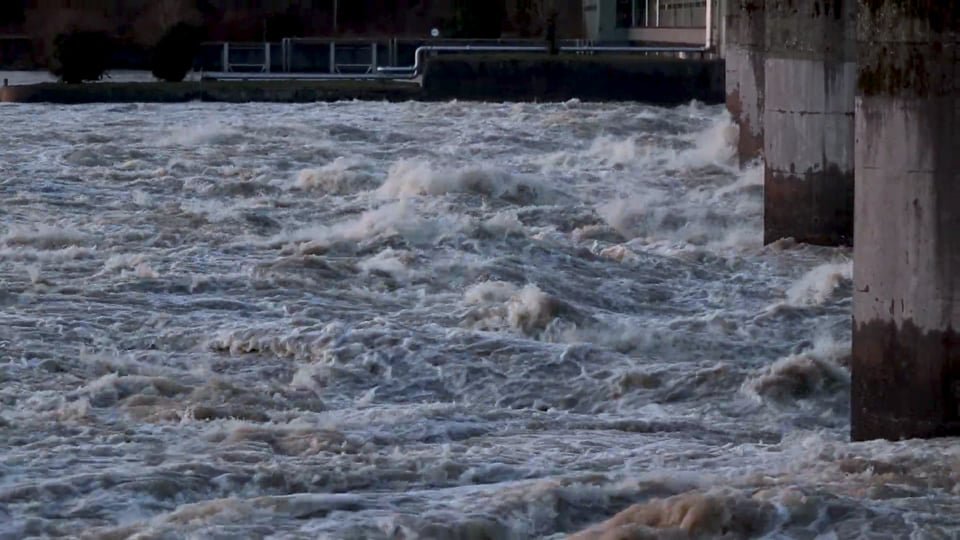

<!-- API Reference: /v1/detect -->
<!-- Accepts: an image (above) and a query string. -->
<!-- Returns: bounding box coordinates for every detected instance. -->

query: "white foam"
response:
[0,245,95,262]
[269,200,465,254]
[358,248,415,279]
[464,281,520,305]
[588,135,643,167]
[1,224,88,250]
[676,112,739,169]
[103,253,148,272]
[162,123,242,146]
[483,211,525,235]
[128,262,160,279]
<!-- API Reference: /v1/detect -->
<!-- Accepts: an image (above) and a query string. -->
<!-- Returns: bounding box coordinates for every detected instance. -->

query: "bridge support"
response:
[725,0,765,166]
[852,1,960,441]
[762,0,855,246]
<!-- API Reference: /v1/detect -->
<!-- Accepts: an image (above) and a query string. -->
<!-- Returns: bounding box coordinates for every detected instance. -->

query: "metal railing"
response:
[377,43,711,78]
[221,42,271,73]
[201,38,712,81]
[280,38,382,74]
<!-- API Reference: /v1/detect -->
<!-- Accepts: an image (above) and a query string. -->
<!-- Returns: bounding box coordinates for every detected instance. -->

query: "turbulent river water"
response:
[0,99,957,540]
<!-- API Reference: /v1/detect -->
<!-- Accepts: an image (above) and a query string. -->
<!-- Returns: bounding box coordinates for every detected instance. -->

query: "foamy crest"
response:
[296,157,377,194]
[463,282,577,336]
[378,159,548,205]
[463,280,520,305]
[597,194,672,241]
[482,211,525,235]
[125,262,160,279]
[103,253,149,272]
[358,248,415,279]
[571,489,776,539]
[675,113,739,168]
[268,201,461,254]
[581,112,737,173]
[589,136,643,167]
[785,261,853,306]
[741,337,851,404]
[596,168,761,250]
[508,285,562,335]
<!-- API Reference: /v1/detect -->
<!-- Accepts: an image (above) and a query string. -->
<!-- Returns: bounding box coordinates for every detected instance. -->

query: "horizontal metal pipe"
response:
[206,42,712,81]
[560,46,707,53]
[377,44,710,78]
[201,72,418,81]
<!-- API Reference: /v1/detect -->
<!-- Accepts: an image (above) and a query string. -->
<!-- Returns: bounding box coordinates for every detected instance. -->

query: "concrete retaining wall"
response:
[762,0,856,246]
[421,55,725,104]
[724,0,765,165]
[2,56,724,105]
[851,0,960,441]
[0,80,421,104]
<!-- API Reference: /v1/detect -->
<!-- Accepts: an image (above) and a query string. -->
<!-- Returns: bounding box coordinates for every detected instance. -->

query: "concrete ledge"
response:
[1,57,725,104]
[0,80,421,104]
[421,54,725,104]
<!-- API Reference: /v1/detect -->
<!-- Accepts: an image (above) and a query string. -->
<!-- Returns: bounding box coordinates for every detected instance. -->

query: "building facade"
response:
[582,0,719,45]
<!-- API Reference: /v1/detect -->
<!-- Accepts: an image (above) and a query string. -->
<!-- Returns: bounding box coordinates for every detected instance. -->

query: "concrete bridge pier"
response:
[724,0,766,165]
[762,0,856,246]
[851,1,960,441]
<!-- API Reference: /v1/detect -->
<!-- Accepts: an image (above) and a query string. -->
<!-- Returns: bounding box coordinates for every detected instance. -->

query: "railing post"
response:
[371,41,377,72]
[265,42,271,73]
[329,41,336,74]
[286,38,293,73]
[222,42,229,72]
[705,0,713,49]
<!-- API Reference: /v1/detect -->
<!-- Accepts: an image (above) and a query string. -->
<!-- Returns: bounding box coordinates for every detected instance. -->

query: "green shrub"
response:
[151,23,202,83]
[49,30,111,84]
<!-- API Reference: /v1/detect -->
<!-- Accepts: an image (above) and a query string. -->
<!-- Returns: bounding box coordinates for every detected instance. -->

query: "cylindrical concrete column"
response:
[724,0,765,165]
[762,0,856,246]
[851,1,960,441]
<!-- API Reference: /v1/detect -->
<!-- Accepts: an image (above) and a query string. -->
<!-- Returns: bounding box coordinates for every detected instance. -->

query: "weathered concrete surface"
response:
[421,55,725,104]
[763,0,856,246]
[724,0,765,165]
[851,0,960,441]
